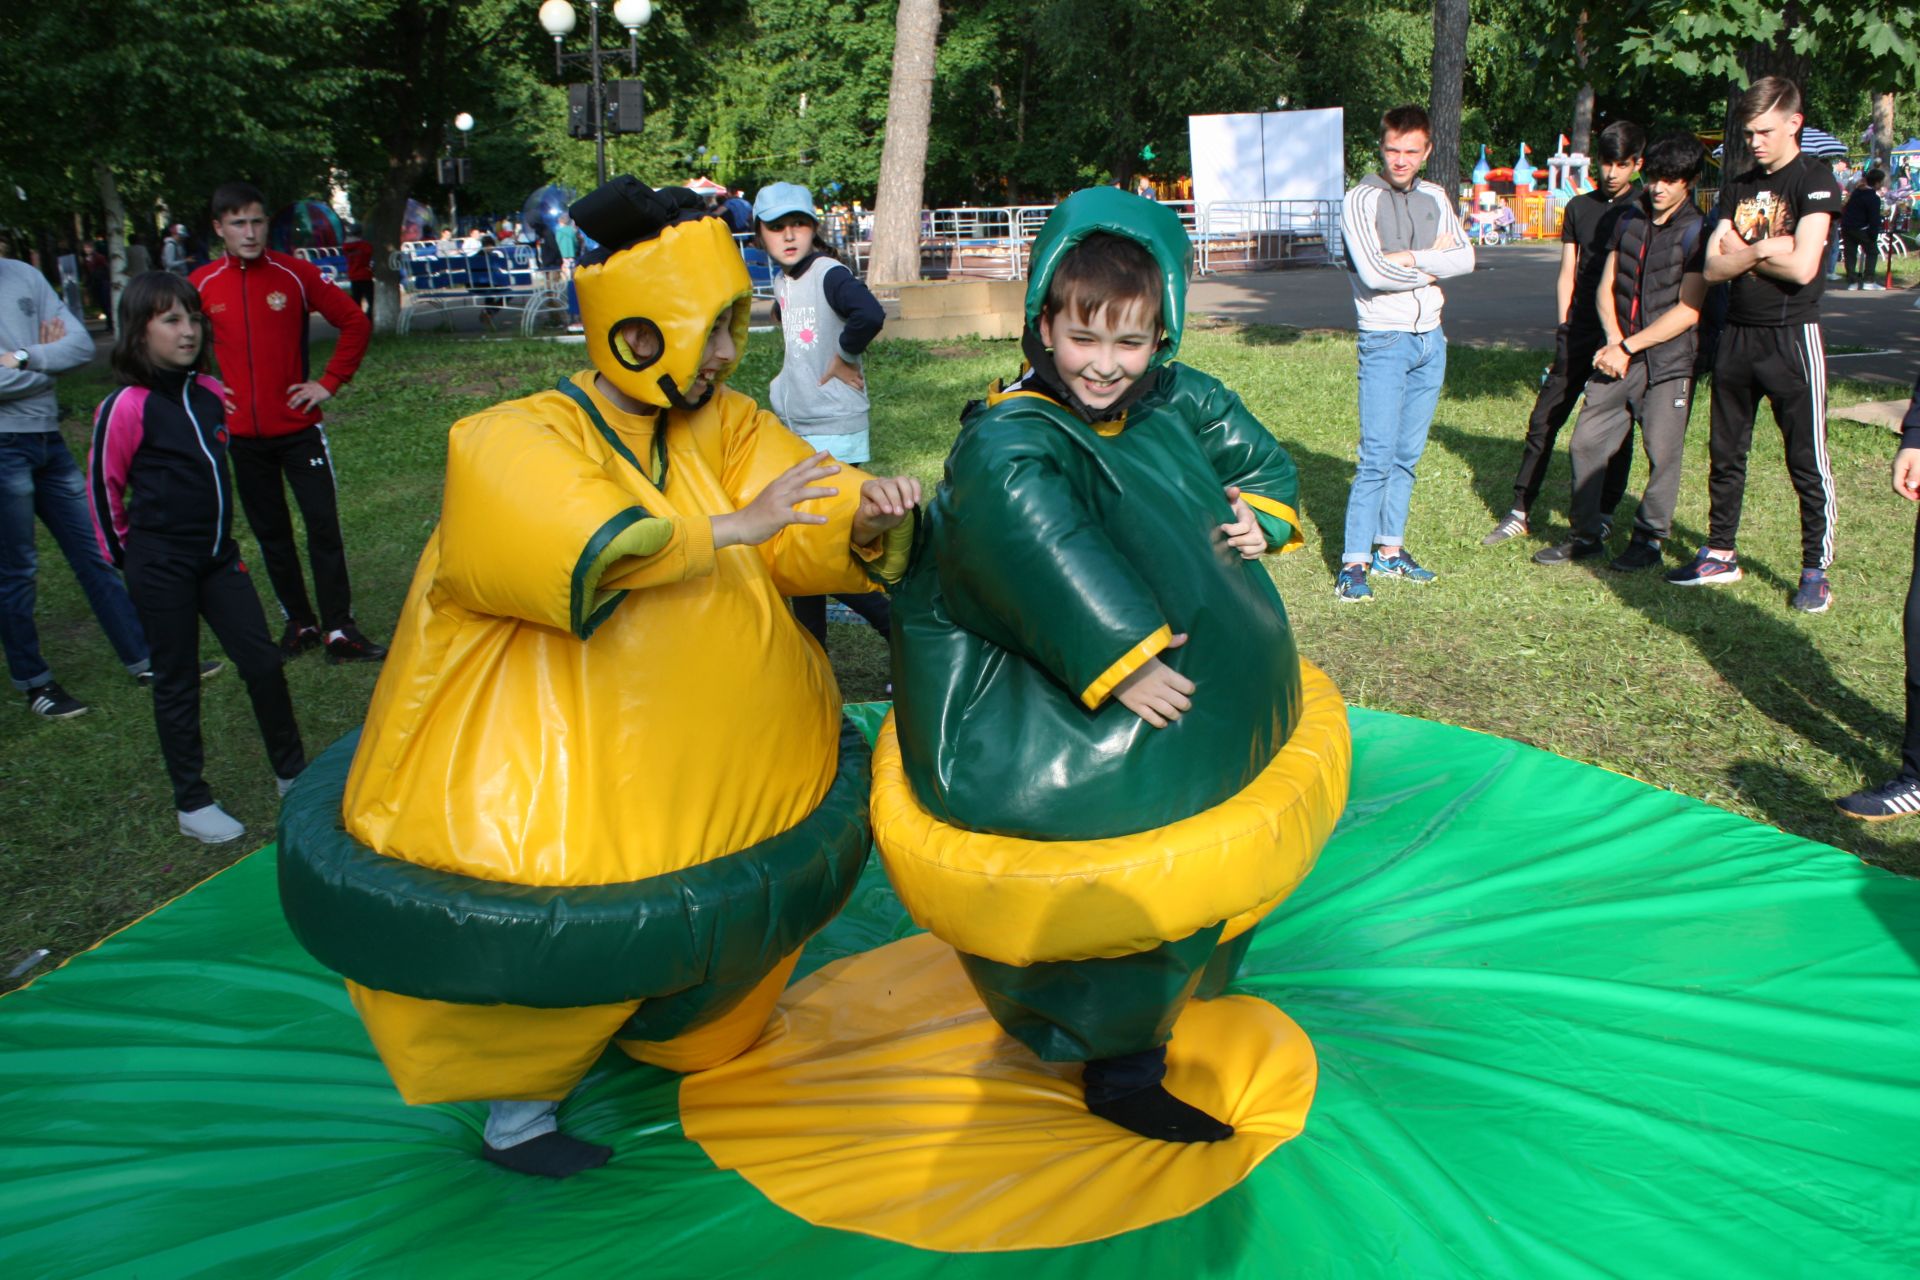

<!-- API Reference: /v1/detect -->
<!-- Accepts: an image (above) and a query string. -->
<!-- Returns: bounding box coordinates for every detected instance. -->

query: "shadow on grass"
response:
[1435,418,1903,797]
[1728,760,1913,879]
[1274,436,1358,579]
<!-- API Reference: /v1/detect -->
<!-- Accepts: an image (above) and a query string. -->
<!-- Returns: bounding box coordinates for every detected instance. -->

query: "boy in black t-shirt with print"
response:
[1668,77,1844,612]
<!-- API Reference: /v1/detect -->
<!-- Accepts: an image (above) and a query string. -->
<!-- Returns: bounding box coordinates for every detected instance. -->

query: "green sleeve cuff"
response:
[571,510,676,639]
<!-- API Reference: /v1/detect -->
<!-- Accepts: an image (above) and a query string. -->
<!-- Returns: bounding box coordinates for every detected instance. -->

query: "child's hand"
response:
[820,354,865,392]
[1219,486,1265,559]
[713,452,840,548]
[853,475,922,544]
[1114,634,1194,728]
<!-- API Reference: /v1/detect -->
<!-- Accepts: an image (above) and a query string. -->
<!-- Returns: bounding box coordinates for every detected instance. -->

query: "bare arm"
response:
[1556,241,1578,324]
[1597,251,1622,346]
[1625,273,1706,352]
[1704,221,1763,284]
[1753,211,1831,286]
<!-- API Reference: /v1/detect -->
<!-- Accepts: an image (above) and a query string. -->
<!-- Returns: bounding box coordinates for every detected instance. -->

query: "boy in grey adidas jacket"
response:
[1335,105,1475,602]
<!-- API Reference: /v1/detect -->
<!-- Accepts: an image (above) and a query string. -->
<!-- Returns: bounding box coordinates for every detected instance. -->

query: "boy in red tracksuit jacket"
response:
[192,181,385,663]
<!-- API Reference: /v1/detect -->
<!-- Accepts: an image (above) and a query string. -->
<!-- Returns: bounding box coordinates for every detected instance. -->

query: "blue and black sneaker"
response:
[1790,569,1832,614]
[1335,563,1373,603]
[1835,775,1920,822]
[1664,548,1742,587]
[1371,548,1437,583]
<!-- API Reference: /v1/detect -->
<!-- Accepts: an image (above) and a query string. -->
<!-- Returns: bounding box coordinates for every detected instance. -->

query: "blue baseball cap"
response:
[752,182,816,225]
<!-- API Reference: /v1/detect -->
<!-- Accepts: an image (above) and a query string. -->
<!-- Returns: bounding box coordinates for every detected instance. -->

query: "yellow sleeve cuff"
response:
[1080,624,1174,710]
[1239,493,1306,555]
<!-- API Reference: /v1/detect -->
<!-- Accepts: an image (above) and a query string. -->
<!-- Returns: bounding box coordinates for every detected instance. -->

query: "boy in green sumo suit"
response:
[871,188,1351,1144]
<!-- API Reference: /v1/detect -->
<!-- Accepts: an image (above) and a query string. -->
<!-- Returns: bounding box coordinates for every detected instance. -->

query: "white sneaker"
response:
[1845,282,1861,291]
[276,775,299,799]
[178,803,246,844]
[1861,282,1887,292]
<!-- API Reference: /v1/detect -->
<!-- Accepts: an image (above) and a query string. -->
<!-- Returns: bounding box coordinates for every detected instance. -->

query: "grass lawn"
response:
[3,317,1916,987]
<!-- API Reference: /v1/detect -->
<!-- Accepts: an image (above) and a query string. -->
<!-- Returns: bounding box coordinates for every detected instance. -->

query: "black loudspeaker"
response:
[437,157,473,186]
[608,79,645,134]
[567,84,594,139]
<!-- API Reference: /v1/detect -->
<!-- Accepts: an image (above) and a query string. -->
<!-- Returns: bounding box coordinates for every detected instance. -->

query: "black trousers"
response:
[1842,229,1880,286]
[349,280,375,322]
[1509,323,1634,518]
[1706,324,1835,569]
[792,591,892,646]
[124,537,305,810]
[229,426,354,631]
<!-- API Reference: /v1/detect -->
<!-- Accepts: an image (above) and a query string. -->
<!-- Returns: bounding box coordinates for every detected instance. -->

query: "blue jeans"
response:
[1342,327,1448,565]
[0,431,149,690]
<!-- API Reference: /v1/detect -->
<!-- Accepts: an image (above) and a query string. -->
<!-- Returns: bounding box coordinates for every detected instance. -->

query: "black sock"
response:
[481,1131,612,1179]
[1087,1083,1234,1143]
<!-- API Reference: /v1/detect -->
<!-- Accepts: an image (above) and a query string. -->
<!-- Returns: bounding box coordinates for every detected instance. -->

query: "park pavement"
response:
[1189,241,1920,387]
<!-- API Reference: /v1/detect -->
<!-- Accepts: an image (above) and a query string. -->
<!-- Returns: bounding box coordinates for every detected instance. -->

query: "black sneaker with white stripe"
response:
[25,681,88,720]
[1835,776,1920,822]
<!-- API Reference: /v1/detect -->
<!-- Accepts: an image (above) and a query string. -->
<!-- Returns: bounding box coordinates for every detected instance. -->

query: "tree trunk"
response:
[1871,91,1896,174]
[1428,0,1470,197]
[868,0,940,286]
[1570,11,1593,155]
[1570,84,1595,156]
[368,156,428,337]
[94,161,127,330]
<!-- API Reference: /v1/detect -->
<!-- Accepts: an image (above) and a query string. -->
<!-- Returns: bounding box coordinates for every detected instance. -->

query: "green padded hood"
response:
[1024,187,1192,367]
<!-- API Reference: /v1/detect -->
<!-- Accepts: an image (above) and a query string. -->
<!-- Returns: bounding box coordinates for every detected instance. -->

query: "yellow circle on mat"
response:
[679,932,1318,1253]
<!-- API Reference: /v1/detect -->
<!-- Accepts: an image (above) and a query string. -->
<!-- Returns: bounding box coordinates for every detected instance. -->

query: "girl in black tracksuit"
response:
[88,273,304,842]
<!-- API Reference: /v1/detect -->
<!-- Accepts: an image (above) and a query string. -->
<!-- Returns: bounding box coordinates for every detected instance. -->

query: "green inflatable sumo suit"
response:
[869,188,1352,1141]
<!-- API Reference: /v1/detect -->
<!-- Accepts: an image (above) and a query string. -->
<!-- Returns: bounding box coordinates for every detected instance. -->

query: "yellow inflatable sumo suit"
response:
[278,180,907,1171]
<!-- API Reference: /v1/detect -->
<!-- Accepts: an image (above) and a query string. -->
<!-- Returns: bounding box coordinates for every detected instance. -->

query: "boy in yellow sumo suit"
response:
[277,178,919,1179]
[871,188,1350,1144]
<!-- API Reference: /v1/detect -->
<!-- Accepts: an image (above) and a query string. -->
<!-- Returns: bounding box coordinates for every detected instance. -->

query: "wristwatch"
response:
[8,349,27,368]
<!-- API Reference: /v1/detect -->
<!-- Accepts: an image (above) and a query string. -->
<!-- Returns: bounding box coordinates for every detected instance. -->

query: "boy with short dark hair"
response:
[190,182,384,661]
[1668,77,1844,611]
[1483,119,1645,547]
[1534,132,1709,571]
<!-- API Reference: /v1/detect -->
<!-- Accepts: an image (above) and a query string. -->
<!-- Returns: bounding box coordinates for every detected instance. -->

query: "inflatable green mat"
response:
[1,704,1914,1278]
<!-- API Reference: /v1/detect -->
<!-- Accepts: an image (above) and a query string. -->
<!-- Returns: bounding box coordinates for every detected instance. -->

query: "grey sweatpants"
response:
[1569,362,1695,542]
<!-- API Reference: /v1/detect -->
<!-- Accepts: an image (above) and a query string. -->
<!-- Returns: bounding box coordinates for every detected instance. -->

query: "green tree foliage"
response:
[3,0,1915,267]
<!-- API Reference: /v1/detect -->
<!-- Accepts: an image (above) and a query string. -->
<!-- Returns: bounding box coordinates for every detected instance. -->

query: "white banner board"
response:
[1189,109,1346,209]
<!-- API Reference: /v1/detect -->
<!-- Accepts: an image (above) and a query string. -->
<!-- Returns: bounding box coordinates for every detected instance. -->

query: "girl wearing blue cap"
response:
[753,182,892,647]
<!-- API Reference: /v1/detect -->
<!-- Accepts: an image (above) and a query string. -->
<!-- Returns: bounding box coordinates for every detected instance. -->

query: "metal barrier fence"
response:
[1195,200,1343,274]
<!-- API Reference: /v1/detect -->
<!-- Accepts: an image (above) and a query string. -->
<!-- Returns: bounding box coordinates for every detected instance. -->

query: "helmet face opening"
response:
[608,318,665,374]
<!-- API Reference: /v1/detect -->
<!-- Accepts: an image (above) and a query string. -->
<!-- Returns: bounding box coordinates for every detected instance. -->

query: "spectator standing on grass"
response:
[1667,77,1843,613]
[1534,132,1709,573]
[1835,371,1920,820]
[89,273,305,845]
[190,181,385,662]
[1840,169,1886,292]
[753,181,892,647]
[0,247,162,719]
[1483,120,1646,547]
[1335,104,1475,603]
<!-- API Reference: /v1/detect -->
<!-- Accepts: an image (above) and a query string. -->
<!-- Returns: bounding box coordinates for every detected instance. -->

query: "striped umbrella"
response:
[1799,126,1847,157]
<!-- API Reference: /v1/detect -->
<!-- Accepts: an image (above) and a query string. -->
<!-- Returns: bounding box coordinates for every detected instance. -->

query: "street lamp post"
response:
[538,0,653,186]
[448,112,474,234]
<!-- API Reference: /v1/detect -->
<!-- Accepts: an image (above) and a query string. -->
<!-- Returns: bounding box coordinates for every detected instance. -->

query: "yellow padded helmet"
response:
[570,178,753,410]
